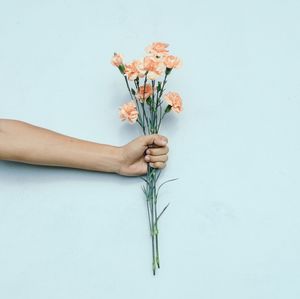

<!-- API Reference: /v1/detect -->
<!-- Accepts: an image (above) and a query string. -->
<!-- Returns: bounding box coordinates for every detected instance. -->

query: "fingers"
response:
[144,153,168,169]
[153,135,168,147]
[140,134,169,169]
[146,146,169,156]
[142,134,168,147]
[145,154,168,163]
[150,162,166,169]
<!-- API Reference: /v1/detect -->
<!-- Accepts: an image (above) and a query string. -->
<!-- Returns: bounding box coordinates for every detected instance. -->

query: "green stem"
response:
[139,71,171,275]
[158,73,168,100]
[154,83,160,131]
[150,80,156,134]
[155,73,168,132]
[141,103,149,134]
[135,79,145,130]
[124,75,144,131]
[147,164,157,275]
[141,75,150,133]
[157,111,167,131]
[154,172,160,268]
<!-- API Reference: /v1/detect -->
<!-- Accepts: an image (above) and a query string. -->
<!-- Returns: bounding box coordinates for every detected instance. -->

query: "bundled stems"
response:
[146,164,160,274]
[124,70,173,275]
[113,45,183,275]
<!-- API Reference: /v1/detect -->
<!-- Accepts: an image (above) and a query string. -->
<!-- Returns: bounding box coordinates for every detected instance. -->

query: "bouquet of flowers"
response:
[111,42,183,275]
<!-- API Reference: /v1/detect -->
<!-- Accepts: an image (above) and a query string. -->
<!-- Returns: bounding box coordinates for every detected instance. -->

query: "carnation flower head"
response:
[125,59,146,80]
[137,84,154,101]
[163,55,182,69]
[164,92,183,113]
[145,42,169,58]
[119,101,139,123]
[111,53,124,67]
[143,56,166,80]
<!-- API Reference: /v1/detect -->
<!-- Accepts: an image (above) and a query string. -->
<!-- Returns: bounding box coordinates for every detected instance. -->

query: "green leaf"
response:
[141,185,148,197]
[140,177,150,185]
[156,178,179,198]
[155,170,162,183]
[156,203,170,223]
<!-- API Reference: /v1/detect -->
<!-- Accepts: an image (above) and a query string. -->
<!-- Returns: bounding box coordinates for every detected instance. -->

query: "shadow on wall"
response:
[0,160,138,187]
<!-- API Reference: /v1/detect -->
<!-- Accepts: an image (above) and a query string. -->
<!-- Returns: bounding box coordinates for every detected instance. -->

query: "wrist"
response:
[93,144,124,174]
[111,145,125,175]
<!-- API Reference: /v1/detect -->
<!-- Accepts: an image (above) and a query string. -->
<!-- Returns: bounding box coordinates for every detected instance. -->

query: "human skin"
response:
[0,119,169,176]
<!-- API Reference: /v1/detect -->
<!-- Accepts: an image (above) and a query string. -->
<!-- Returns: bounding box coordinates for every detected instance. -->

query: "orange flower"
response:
[143,56,165,80]
[146,42,169,57]
[119,101,139,123]
[111,53,124,67]
[163,55,182,69]
[164,92,183,113]
[125,60,145,80]
[137,84,154,101]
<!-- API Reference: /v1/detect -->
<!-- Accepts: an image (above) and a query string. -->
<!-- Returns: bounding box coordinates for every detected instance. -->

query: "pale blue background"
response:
[0,0,300,298]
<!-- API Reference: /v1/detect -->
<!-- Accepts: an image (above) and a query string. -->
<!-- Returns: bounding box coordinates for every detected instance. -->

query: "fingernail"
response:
[149,163,155,168]
[161,140,167,145]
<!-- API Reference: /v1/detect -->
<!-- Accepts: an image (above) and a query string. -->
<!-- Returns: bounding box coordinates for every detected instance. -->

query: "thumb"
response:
[141,134,168,147]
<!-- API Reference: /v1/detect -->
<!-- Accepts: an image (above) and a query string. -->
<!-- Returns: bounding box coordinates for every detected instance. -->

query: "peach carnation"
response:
[143,56,165,80]
[119,101,139,123]
[163,55,182,69]
[125,60,146,81]
[111,53,124,67]
[164,92,183,113]
[137,84,154,101]
[146,42,169,57]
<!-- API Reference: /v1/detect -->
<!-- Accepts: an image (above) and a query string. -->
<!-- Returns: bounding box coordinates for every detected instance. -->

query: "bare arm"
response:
[0,119,169,176]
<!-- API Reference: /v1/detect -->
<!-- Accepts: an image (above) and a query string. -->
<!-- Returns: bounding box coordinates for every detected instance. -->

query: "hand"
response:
[118,134,169,176]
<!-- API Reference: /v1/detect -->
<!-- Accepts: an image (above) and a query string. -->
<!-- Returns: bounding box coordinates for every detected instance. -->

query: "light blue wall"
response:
[0,1,299,298]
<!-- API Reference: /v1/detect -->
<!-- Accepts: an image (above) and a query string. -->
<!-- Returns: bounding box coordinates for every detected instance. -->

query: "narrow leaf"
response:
[141,185,147,195]
[140,176,149,184]
[156,203,170,223]
[155,169,162,183]
[156,178,179,197]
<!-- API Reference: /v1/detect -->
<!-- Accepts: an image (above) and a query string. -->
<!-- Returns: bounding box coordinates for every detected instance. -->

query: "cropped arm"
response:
[0,119,122,173]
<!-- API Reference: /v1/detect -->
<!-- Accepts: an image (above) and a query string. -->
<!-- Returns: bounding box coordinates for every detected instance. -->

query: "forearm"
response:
[0,119,123,173]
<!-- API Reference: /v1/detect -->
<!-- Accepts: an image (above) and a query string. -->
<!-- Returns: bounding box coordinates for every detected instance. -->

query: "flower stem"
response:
[124,75,144,130]
[141,75,150,132]
[154,173,160,268]
[147,164,157,275]
[123,69,171,275]
[159,73,168,99]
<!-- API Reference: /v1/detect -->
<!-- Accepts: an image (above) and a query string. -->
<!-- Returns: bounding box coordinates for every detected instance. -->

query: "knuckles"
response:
[149,146,169,155]
[148,154,168,163]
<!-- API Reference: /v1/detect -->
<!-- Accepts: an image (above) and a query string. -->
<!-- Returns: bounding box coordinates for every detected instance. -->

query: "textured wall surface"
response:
[0,1,300,298]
